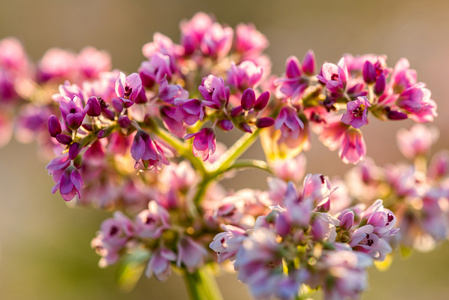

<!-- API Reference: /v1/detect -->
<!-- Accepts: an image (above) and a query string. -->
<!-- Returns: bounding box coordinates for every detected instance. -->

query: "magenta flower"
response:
[139,53,172,88]
[173,98,205,125]
[209,225,246,263]
[180,12,214,55]
[199,75,229,109]
[146,248,177,281]
[200,23,233,58]
[396,84,437,122]
[48,162,84,201]
[339,128,366,164]
[59,95,87,130]
[185,128,216,161]
[115,72,147,106]
[227,61,263,91]
[317,58,348,94]
[37,48,77,82]
[235,23,269,56]
[397,124,438,160]
[274,106,304,142]
[274,55,309,103]
[341,96,371,129]
[158,78,189,105]
[130,130,158,162]
[390,58,417,94]
[135,201,170,239]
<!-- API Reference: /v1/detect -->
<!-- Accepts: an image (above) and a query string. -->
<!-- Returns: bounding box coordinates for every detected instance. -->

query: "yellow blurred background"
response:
[1,0,449,299]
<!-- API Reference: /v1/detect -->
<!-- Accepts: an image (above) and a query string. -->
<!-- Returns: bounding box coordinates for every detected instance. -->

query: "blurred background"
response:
[1,0,449,299]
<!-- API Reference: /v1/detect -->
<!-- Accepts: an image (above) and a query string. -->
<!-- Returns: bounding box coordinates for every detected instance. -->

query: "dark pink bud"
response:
[56,133,72,145]
[118,115,131,128]
[374,73,386,96]
[69,142,81,160]
[256,117,274,128]
[275,213,291,236]
[241,88,255,111]
[218,119,233,131]
[111,98,124,113]
[231,106,244,118]
[240,122,252,133]
[363,61,376,84]
[302,50,315,75]
[254,91,270,111]
[101,109,116,121]
[97,129,106,139]
[387,110,408,120]
[82,124,93,131]
[286,56,301,78]
[86,96,101,116]
[48,115,62,137]
[339,211,354,230]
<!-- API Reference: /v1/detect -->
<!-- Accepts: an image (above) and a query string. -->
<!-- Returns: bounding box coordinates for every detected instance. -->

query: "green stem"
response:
[215,159,272,176]
[183,267,223,300]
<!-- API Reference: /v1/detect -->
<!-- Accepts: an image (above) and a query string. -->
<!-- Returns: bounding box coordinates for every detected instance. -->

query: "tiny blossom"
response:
[397,124,439,160]
[185,128,216,161]
[199,75,229,109]
[146,248,177,281]
[139,53,172,88]
[59,95,87,130]
[180,12,214,55]
[200,23,233,58]
[177,237,208,272]
[227,61,263,91]
[235,23,269,56]
[76,47,111,80]
[115,72,147,106]
[341,96,371,129]
[339,128,366,164]
[317,58,348,94]
[37,48,77,82]
[274,106,304,142]
[396,84,437,122]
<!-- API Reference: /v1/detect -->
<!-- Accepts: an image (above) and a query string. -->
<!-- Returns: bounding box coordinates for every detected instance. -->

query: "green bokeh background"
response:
[1,0,449,299]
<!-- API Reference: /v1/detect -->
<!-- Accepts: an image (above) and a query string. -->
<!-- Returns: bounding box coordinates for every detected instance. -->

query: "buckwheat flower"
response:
[159,161,197,192]
[397,124,438,160]
[135,201,170,239]
[50,165,84,201]
[350,225,392,260]
[317,115,348,151]
[271,154,306,183]
[209,225,246,263]
[385,164,418,198]
[146,248,177,281]
[115,72,147,106]
[59,95,87,130]
[428,150,449,180]
[177,237,208,272]
[76,46,111,80]
[311,213,338,242]
[283,182,313,227]
[185,128,216,161]
[274,106,304,142]
[100,211,134,248]
[161,106,186,138]
[173,98,205,125]
[139,53,172,88]
[317,58,348,94]
[47,115,62,137]
[235,23,269,56]
[158,78,189,105]
[227,61,263,91]
[199,75,229,109]
[130,130,158,162]
[274,55,309,103]
[0,37,29,72]
[390,58,417,94]
[37,48,77,82]
[341,96,371,129]
[0,69,18,102]
[180,12,214,55]
[142,33,181,72]
[200,23,233,58]
[396,83,437,122]
[339,128,366,164]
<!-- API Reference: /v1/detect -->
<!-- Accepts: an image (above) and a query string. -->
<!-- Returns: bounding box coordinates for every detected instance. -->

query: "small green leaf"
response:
[115,249,151,292]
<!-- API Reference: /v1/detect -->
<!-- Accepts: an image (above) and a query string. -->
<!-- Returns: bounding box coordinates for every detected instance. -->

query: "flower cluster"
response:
[0,11,446,300]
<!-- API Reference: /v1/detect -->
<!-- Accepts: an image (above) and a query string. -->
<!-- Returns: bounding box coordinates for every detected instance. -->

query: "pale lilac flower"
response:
[173,98,205,125]
[274,106,304,142]
[139,53,172,87]
[200,23,233,58]
[339,128,366,164]
[135,201,170,239]
[283,182,313,227]
[158,78,189,105]
[385,164,418,198]
[235,23,269,55]
[390,58,417,94]
[37,48,77,82]
[199,75,229,109]
[317,58,348,94]
[49,164,84,201]
[227,61,263,91]
[59,95,87,130]
[341,96,371,129]
[177,237,208,272]
[115,72,147,106]
[209,225,246,263]
[76,47,111,79]
[397,124,438,160]
[185,128,216,161]
[146,248,177,281]
[180,12,214,55]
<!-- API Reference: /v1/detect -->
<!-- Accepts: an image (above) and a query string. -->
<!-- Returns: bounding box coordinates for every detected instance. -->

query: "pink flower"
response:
[158,78,189,104]
[274,55,310,103]
[177,237,208,272]
[317,58,348,94]
[274,106,304,142]
[0,37,29,73]
[200,23,233,58]
[139,53,172,88]
[397,124,438,160]
[227,61,263,91]
[47,159,84,201]
[37,48,77,82]
[135,201,170,239]
[341,96,371,129]
[180,12,214,55]
[130,130,158,162]
[235,23,269,56]
[185,128,216,161]
[173,98,205,125]
[199,75,229,109]
[146,248,177,281]
[396,83,437,122]
[76,47,111,80]
[390,58,417,94]
[209,225,246,263]
[339,128,366,164]
[59,95,87,130]
[115,72,147,106]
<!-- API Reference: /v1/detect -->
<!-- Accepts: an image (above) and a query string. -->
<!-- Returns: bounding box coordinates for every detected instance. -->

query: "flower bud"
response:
[241,88,255,111]
[302,50,316,75]
[218,119,233,131]
[86,96,101,116]
[118,115,131,128]
[363,61,376,84]
[69,142,81,160]
[387,110,408,120]
[56,133,72,145]
[239,122,252,133]
[339,211,354,230]
[254,91,270,111]
[256,117,274,128]
[374,73,386,96]
[48,115,62,137]
[231,106,244,118]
